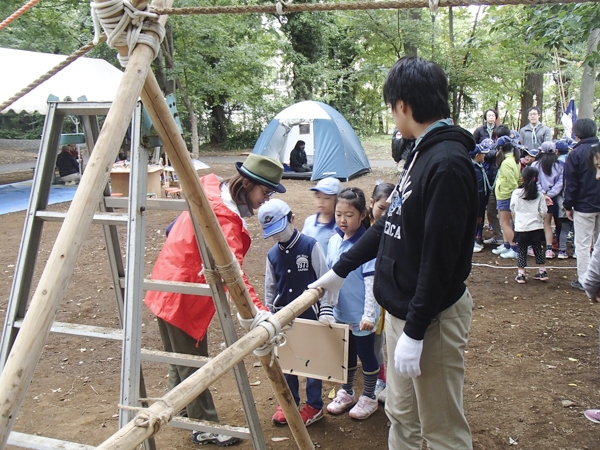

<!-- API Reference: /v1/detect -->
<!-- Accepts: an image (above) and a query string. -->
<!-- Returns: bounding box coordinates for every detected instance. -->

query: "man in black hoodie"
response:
[309,57,477,449]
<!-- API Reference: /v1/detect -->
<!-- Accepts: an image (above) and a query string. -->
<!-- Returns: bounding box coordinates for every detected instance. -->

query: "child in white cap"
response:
[258,198,333,427]
[302,177,342,255]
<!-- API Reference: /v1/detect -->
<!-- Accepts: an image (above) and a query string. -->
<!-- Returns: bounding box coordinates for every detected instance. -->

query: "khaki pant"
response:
[385,290,473,450]
[573,211,600,283]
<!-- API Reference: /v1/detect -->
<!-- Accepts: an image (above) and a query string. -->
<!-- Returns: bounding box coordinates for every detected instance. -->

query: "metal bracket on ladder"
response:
[0,100,266,450]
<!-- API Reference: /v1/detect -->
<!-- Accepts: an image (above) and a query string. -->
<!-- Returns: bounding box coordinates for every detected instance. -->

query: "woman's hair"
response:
[495,137,520,167]
[293,140,306,151]
[520,166,539,201]
[587,143,600,169]
[538,152,558,176]
[221,173,257,205]
[368,181,395,222]
[338,187,371,229]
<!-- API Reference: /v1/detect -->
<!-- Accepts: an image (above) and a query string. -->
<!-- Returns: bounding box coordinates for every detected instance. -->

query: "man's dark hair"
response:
[492,124,511,139]
[483,109,497,121]
[573,118,597,139]
[383,56,450,124]
[527,106,541,116]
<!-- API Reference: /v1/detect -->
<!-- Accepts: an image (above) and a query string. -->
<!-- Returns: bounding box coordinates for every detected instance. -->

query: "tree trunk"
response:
[520,72,543,128]
[579,28,600,119]
[210,103,228,144]
[403,10,419,56]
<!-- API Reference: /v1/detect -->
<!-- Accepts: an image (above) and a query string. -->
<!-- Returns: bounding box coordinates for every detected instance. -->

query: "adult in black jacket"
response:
[310,57,477,449]
[563,118,600,291]
[472,109,499,143]
[56,145,81,185]
[289,140,311,172]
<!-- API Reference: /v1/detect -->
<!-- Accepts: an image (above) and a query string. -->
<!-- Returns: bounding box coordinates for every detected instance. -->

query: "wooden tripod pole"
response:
[96,288,322,449]
[0,2,169,447]
[140,70,315,450]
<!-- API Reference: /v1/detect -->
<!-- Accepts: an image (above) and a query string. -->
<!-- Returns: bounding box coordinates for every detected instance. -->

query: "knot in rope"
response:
[215,260,243,287]
[118,401,174,431]
[90,0,165,67]
[428,0,439,15]
[199,266,220,285]
[275,0,293,15]
[237,310,287,366]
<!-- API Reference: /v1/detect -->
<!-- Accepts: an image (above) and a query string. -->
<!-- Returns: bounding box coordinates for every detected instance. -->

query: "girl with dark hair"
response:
[290,140,311,172]
[510,166,548,283]
[532,141,564,258]
[492,135,522,258]
[368,181,395,224]
[326,187,380,420]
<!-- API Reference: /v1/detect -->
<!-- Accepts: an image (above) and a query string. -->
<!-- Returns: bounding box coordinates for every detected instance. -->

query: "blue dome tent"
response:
[252,101,371,181]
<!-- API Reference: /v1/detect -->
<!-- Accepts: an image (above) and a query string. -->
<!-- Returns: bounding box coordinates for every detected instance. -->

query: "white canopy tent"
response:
[0,47,123,115]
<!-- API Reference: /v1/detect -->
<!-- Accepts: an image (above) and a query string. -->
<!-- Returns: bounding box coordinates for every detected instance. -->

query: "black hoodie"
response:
[333,125,477,340]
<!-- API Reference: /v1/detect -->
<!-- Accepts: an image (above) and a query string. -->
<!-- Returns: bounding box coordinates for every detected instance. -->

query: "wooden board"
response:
[275,318,349,383]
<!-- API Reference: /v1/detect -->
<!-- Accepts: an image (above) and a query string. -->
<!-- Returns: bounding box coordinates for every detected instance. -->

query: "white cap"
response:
[310,177,342,195]
[257,199,291,238]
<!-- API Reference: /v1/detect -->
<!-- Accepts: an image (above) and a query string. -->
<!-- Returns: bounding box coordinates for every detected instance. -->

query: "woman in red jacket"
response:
[145,154,285,447]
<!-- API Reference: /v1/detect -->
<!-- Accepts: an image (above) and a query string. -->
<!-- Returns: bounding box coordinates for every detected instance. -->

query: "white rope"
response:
[276,0,293,15]
[90,0,165,67]
[237,310,287,366]
[472,262,577,270]
[428,0,439,14]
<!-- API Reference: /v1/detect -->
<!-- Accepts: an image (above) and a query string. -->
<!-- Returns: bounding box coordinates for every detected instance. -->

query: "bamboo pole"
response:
[140,70,316,449]
[96,288,322,449]
[0,2,169,447]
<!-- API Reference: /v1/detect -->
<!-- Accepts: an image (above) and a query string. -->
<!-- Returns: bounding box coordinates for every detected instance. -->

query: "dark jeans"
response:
[284,374,323,410]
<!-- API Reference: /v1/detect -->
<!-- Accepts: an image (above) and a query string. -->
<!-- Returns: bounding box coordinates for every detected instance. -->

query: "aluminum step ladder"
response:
[0,100,266,450]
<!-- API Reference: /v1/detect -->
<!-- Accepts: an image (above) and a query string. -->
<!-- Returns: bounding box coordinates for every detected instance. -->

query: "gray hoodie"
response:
[519,122,552,149]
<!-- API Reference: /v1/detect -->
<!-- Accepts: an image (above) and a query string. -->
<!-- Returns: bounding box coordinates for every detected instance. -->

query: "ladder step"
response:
[143,279,213,296]
[8,431,95,450]
[36,210,128,225]
[105,196,187,211]
[169,417,251,440]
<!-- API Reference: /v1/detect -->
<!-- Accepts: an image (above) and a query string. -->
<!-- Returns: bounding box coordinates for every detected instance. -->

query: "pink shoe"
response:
[545,249,555,259]
[349,395,378,420]
[584,409,600,423]
[327,389,355,415]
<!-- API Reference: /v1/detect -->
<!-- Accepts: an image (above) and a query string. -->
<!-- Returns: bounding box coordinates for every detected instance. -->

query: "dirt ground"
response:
[1,159,600,450]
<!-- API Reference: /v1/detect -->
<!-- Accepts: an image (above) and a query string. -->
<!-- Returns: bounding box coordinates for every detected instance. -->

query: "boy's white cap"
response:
[310,177,342,195]
[258,199,291,238]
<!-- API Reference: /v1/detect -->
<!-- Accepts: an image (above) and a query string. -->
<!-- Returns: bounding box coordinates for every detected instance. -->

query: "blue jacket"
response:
[563,136,600,213]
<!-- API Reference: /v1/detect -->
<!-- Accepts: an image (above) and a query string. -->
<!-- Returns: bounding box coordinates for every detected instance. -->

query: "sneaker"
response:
[533,271,549,281]
[484,237,504,245]
[473,242,483,253]
[500,249,518,259]
[492,245,510,255]
[349,395,378,420]
[299,403,324,426]
[272,405,287,425]
[377,386,387,404]
[374,380,386,399]
[584,409,600,423]
[515,274,527,284]
[191,431,239,447]
[527,247,534,257]
[475,236,484,245]
[571,280,585,291]
[557,251,568,259]
[327,389,355,415]
[545,249,555,259]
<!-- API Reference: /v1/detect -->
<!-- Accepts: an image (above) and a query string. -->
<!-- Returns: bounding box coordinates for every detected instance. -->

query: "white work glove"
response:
[394,333,423,378]
[308,269,345,294]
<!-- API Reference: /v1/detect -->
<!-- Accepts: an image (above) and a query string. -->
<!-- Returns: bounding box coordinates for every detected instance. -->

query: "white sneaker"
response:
[327,389,355,415]
[377,386,387,404]
[473,243,484,253]
[500,249,518,259]
[484,237,504,245]
[374,379,386,399]
[492,245,509,255]
[349,395,378,420]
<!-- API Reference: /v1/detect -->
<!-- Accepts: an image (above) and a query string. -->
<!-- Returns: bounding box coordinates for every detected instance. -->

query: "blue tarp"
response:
[0,181,77,215]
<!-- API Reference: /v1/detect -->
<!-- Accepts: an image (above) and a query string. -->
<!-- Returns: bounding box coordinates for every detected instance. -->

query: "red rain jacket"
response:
[144,174,266,341]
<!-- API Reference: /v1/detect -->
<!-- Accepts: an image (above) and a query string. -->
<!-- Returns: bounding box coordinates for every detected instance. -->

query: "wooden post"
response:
[0,1,170,447]
[140,71,315,449]
[96,288,322,449]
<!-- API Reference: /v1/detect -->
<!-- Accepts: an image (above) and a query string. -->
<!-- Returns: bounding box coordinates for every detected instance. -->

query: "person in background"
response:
[56,145,81,185]
[555,139,573,259]
[290,140,312,172]
[511,166,548,283]
[519,106,552,150]
[520,147,539,170]
[492,135,521,259]
[392,128,416,171]
[473,109,499,144]
[563,118,600,291]
[302,177,342,255]
[531,141,563,259]
[310,56,477,449]
[145,154,284,447]
[471,144,491,252]
[259,198,331,427]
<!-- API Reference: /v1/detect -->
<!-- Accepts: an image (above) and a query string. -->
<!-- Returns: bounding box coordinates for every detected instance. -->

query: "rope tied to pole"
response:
[119,400,175,431]
[214,260,244,287]
[90,0,165,67]
[275,0,293,15]
[237,310,287,366]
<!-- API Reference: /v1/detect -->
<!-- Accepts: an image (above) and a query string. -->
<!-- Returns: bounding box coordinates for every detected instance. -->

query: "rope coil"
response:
[275,0,293,15]
[215,260,243,287]
[90,0,165,67]
[118,399,175,431]
[237,310,287,365]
